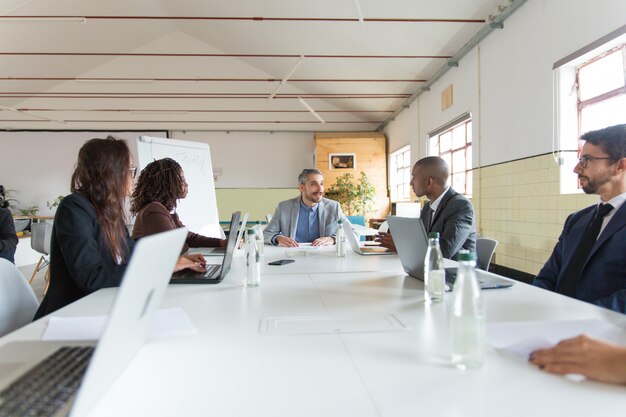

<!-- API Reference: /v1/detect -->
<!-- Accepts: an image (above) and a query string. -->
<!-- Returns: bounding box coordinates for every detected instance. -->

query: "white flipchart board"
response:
[136,136,222,238]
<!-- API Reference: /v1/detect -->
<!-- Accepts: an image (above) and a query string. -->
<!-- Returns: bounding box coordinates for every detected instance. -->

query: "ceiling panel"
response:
[0,0,517,131]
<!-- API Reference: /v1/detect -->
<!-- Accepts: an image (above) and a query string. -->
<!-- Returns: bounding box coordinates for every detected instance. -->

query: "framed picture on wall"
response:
[329,153,356,170]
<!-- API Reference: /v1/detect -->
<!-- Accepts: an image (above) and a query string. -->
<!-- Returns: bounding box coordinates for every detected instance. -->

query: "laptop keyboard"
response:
[0,346,94,417]
[203,264,221,278]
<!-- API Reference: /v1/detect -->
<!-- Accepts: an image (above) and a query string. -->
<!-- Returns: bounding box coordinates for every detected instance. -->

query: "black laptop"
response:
[171,211,241,284]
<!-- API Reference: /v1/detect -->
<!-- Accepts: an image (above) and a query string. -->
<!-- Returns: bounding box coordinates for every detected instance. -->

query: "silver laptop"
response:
[386,216,513,290]
[0,227,187,417]
[343,221,395,255]
[197,212,247,257]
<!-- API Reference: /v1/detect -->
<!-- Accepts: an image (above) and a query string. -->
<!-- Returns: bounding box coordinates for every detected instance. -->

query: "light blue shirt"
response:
[295,200,320,243]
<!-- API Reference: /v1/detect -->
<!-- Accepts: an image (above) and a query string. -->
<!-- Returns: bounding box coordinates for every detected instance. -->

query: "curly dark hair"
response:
[72,137,131,262]
[130,158,186,214]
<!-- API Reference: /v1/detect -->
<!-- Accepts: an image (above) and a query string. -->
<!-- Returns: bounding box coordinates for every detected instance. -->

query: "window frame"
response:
[576,44,626,142]
[428,115,473,197]
[388,145,411,202]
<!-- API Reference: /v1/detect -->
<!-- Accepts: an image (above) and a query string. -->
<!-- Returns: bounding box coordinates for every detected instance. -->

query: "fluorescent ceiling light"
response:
[353,0,365,24]
[0,105,65,124]
[297,97,325,123]
[0,17,86,23]
[268,55,305,100]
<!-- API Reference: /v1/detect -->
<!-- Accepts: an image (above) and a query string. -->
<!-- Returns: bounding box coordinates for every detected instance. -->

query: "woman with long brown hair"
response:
[34,137,205,319]
[131,157,226,252]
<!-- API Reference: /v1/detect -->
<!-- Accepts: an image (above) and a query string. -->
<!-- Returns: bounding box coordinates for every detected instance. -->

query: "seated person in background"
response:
[533,124,626,313]
[264,168,348,247]
[34,138,205,320]
[0,187,18,264]
[131,157,226,253]
[377,156,476,260]
[530,335,626,385]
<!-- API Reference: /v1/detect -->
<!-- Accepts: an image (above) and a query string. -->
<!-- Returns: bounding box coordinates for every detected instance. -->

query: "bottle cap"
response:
[428,232,440,239]
[247,229,256,235]
[457,250,476,261]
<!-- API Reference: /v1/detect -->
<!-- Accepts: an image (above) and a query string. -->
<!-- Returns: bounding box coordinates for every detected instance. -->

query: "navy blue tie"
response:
[557,203,614,297]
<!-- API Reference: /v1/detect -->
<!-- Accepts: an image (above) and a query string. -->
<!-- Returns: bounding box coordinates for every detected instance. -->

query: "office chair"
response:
[346,216,366,241]
[476,238,498,271]
[0,258,39,337]
[30,221,52,292]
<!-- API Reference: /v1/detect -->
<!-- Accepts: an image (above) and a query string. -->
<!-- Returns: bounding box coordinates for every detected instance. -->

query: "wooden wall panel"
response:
[314,132,389,219]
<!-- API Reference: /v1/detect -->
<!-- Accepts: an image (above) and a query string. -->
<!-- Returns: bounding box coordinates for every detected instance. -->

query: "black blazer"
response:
[34,192,134,320]
[0,207,18,263]
[420,187,476,260]
[533,203,626,313]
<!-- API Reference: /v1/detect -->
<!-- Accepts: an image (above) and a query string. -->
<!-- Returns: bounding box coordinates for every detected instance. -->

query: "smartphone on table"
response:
[268,259,295,266]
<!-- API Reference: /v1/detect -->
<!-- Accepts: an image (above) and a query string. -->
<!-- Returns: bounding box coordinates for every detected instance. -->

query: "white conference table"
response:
[3,246,626,416]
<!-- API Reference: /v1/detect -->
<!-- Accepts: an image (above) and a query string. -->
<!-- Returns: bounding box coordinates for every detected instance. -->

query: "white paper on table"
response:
[42,307,197,341]
[486,318,625,358]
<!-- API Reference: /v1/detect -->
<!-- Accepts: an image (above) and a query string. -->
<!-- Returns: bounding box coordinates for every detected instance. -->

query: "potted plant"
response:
[18,206,40,217]
[47,195,65,211]
[326,171,376,218]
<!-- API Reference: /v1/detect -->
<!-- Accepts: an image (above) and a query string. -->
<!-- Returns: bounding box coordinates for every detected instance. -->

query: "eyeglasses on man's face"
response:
[577,155,614,168]
[129,165,138,179]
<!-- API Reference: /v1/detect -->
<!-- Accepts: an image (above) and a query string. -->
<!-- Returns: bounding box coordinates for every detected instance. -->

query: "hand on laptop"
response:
[174,253,207,272]
[276,236,299,247]
[375,232,397,252]
[312,237,334,246]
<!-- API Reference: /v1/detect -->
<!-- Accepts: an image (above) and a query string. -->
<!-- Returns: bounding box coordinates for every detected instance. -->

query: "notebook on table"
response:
[386,216,513,291]
[0,227,187,417]
[171,211,241,284]
[343,221,395,256]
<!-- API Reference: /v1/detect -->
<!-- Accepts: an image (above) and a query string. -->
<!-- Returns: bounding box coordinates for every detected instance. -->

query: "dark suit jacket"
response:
[0,207,18,264]
[533,202,626,313]
[34,192,134,320]
[421,188,476,260]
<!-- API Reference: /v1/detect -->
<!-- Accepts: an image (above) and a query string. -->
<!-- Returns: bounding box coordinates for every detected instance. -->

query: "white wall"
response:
[385,0,626,167]
[170,130,314,188]
[0,131,166,215]
[385,100,419,158]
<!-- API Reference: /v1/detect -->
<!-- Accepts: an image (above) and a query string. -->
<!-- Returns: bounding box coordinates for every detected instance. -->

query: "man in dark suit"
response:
[533,124,626,313]
[378,156,476,260]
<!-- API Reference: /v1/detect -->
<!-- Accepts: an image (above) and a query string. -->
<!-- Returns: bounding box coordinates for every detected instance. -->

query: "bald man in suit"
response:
[378,156,476,260]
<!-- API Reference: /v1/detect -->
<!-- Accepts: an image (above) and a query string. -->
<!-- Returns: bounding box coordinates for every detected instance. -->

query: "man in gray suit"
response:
[264,168,349,247]
[378,156,476,260]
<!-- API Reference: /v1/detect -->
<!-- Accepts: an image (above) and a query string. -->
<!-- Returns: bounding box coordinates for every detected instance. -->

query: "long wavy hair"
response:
[130,158,185,214]
[71,137,131,262]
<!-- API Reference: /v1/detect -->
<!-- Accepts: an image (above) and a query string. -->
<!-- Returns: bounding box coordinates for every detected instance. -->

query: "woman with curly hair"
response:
[131,157,226,253]
[34,138,206,319]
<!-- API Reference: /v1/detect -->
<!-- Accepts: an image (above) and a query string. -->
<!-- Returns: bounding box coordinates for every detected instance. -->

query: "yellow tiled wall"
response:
[474,154,596,276]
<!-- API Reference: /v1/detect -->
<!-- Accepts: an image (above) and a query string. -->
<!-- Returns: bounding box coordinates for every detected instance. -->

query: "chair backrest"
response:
[476,238,498,271]
[0,258,39,336]
[30,221,52,255]
[346,215,365,226]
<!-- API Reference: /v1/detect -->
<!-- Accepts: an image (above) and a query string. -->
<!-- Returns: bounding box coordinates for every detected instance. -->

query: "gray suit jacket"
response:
[264,197,348,244]
[420,188,476,261]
